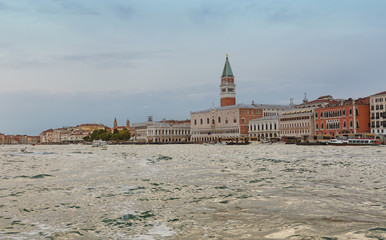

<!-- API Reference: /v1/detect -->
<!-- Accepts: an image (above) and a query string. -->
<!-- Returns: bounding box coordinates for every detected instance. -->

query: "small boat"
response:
[92,140,107,148]
[20,147,32,153]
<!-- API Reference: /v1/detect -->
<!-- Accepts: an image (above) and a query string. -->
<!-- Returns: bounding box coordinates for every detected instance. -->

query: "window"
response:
[233,118,237,123]
[343,110,346,116]
[350,121,353,128]
[356,108,358,116]
[316,123,318,130]
[356,120,359,129]
[315,112,318,119]
[321,123,324,130]
[376,105,379,110]
[200,119,203,124]
[241,118,245,123]
[218,117,221,123]
[349,109,352,116]
[207,118,210,124]
[371,106,374,110]
[194,119,197,125]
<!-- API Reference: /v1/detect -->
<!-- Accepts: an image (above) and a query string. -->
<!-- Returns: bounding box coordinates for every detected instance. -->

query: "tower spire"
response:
[113,117,117,129]
[222,53,234,77]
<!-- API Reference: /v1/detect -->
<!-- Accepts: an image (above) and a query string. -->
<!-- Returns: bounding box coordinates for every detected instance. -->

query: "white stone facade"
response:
[147,122,191,143]
[370,91,386,135]
[249,116,280,140]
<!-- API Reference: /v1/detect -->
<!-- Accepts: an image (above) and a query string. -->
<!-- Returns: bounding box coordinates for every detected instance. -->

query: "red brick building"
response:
[314,98,370,136]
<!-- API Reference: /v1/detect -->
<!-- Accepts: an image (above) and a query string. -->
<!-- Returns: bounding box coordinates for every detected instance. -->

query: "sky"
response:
[1,0,386,135]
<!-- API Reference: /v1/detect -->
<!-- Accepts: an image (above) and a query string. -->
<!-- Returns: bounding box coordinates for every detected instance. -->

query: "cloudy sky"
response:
[1,0,386,135]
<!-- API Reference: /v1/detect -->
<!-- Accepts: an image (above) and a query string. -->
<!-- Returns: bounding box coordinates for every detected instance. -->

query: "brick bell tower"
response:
[220,54,236,107]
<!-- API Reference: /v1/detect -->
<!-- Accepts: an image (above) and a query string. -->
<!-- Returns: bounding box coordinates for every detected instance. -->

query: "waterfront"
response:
[0,144,385,239]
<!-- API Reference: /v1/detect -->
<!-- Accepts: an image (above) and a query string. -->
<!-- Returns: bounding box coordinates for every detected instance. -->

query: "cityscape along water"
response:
[0,144,385,239]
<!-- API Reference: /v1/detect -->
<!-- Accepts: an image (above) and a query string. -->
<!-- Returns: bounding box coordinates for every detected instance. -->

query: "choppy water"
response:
[0,144,385,240]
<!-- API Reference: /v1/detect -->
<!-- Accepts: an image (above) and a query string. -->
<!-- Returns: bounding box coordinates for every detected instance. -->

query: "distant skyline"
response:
[1,0,386,135]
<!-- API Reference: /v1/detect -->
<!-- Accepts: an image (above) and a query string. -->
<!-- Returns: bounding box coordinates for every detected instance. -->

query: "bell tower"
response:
[220,54,236,107]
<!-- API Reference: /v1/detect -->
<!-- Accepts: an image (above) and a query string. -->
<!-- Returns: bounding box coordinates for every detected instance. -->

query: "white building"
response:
[369,91,386,136]
[147,121,191,143]
[133,117,191,143]
[249,115,280,141]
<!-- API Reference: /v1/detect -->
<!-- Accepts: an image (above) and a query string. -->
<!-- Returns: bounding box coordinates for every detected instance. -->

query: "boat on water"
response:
[92,140,107,148]
[20,147,32,153]
[327,138,381,146]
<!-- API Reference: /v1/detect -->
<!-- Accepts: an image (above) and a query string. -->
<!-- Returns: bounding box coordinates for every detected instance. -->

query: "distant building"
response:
[191,104,263,143]
[133,117,190,143]
[39,124,106,144]
[249,115,280,141]
[315,97,370,136]
[279,95,335,139]
[132,116,154,143]
[0,134,38,144]
[78,124,106,132]
[370,91,386,134]
[279,108,315,138]
[147,119,191,143]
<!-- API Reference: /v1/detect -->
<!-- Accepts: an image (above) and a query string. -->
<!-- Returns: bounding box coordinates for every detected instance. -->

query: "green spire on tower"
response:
[221,53,234,77]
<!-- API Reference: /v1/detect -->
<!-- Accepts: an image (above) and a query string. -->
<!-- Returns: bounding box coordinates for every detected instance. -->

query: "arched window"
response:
[200,119,203,124]
[194,119,197,125]
[207,118,209,124]
[218,117,221,123]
